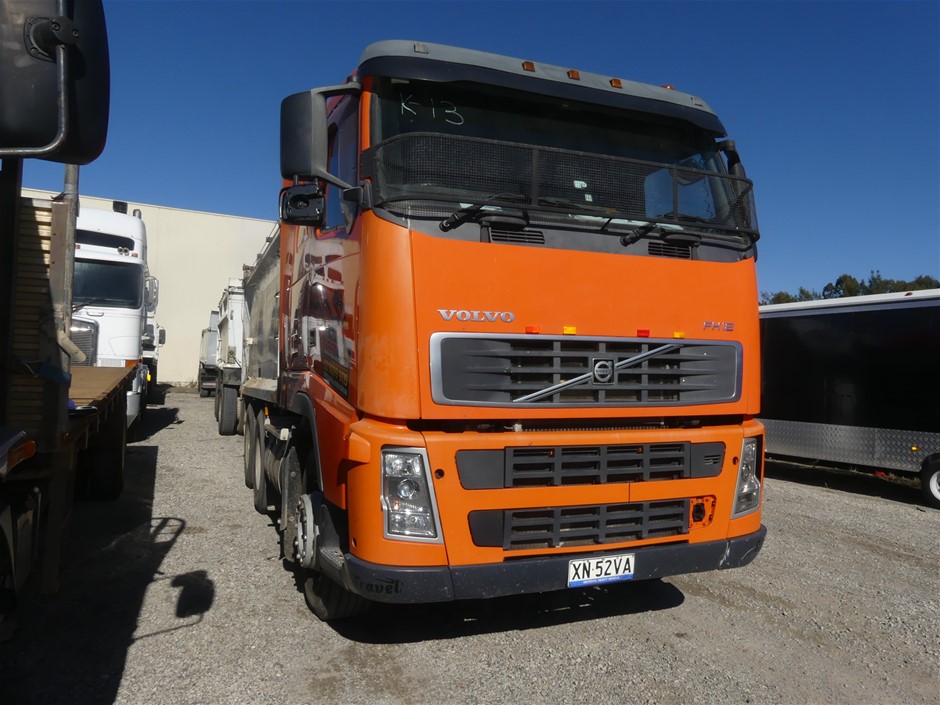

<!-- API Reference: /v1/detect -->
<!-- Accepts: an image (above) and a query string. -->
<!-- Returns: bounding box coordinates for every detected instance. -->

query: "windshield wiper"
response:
[615,221,704,247]
[439,193,528,232]
[73,297,122,311]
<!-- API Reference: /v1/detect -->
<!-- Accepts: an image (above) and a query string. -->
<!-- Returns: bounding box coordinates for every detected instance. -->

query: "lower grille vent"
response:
[469,499,690,550]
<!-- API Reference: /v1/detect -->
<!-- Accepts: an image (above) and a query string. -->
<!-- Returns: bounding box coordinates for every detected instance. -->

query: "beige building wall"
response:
[23,188,275,385]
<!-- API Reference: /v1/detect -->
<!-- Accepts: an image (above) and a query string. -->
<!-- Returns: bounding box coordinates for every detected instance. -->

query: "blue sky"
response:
[23,0,940,296]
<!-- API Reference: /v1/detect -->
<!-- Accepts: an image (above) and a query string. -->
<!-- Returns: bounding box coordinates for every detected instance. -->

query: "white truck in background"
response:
[214,278,246,436]
[71,203,150,435]
[197,311,220,397]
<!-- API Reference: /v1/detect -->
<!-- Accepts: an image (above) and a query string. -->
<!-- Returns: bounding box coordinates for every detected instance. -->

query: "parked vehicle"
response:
[214,279,246,436]
[241,40,766,620]
[72,204,150,433]
[0,0,119,638]
[760,289,940,507]
[197,311,219,397]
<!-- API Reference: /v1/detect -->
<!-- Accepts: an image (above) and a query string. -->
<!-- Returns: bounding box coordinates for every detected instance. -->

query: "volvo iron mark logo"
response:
[592,358,614,385]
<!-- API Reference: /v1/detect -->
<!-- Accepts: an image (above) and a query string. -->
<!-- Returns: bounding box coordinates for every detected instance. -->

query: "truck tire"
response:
[921,459,940,509]
[304,571,370,621]
[217,386,237,436]
[214,384,221,420]
[243,402,255,489]
[252,407,270,513]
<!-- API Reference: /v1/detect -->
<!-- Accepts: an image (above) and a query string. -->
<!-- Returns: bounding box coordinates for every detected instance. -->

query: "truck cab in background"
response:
[214,279,246,436]
[71,203,149,433]
[198,311,220,397]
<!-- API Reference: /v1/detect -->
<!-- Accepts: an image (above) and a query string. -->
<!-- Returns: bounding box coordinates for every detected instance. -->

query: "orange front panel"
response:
[409,230,761,421]
[342,415,763,570]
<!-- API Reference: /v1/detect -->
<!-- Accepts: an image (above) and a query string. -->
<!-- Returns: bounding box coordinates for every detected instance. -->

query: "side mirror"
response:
[0,0,110,164]
[280,82,360,187]
[145,276,159,311]
[279,183,325,225]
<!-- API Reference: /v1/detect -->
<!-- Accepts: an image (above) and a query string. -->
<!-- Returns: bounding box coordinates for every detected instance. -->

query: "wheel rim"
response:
[295,494,318,569]
[929,470,940,501]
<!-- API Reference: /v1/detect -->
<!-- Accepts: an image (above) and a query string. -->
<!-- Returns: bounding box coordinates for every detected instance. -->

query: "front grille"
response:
[456,442,725,489]
[469,499,690,550]
[70,319,98,366]
[431,333,740,407]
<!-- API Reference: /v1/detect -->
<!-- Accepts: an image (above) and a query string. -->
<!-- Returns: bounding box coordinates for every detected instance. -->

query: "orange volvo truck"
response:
[241,40,766,619]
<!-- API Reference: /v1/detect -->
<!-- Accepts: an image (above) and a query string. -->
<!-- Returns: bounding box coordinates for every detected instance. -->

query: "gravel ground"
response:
[2,389,938,705]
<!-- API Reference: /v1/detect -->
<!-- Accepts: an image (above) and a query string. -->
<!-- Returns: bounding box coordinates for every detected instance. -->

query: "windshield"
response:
[369,78,758,241]
[74,259,144,309]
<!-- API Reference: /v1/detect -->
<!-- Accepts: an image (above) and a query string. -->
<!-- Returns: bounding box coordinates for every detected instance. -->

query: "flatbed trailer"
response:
[0,195,131,638]
[759,289,940,507]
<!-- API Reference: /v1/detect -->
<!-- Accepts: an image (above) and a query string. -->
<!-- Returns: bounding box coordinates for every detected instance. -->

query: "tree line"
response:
[760,271,939,305]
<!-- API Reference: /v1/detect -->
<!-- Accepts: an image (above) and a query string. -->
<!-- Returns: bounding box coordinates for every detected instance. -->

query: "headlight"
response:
[732,437,762,517]
[381,448,443,542]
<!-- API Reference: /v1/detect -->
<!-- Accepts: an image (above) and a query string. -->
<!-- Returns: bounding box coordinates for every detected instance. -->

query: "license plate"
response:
[567,552,635,588]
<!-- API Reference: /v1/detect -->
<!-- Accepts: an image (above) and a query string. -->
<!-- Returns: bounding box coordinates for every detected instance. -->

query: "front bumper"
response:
[339,525,767,603]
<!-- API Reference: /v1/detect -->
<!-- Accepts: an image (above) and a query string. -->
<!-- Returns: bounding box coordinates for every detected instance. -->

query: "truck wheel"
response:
[243,403,255,489]
[252,407,270,513]
[921,459,940,509]
[214,384,221,420]
[218,386,237,436]
[304,571,370,621]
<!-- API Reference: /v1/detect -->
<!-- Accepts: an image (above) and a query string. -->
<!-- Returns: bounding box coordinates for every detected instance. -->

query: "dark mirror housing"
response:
[718,140,746,179]
[280,183,325,225]
[280,82,360,186]
[158,327,166,346]
[0,0,110,164]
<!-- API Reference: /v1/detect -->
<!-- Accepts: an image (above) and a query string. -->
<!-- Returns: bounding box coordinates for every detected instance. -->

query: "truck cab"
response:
[71,204,149,432]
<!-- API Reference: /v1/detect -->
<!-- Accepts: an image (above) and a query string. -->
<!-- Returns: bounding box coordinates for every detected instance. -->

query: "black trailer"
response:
[760,289,940,507]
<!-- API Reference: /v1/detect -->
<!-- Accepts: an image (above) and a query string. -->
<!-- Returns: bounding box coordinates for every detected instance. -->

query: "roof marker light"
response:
[522,61,536,72]
[661,84,676,90]
[567,69,581,80]
[673,331,686,339]
[610,78,623,89]
[563,326,577,335]
[413,42,429,54]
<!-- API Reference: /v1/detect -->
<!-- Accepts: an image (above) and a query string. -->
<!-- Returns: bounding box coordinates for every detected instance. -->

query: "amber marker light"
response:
[661,84,676,90]
[567,69,581,80]
[563,326,577,335]
[610,78,623,89]
[522,61,536,72]
[673,331,686,339]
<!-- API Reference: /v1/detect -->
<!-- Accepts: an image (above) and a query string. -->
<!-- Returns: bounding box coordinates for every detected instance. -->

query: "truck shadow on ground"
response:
[332,578,685,644]
[129,402,183,443]
[765,459,930,510]
[0,409,212,705]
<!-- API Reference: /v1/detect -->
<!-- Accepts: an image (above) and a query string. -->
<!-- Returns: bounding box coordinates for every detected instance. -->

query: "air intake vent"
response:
[490,229,545,245]
[648,242,692,259]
